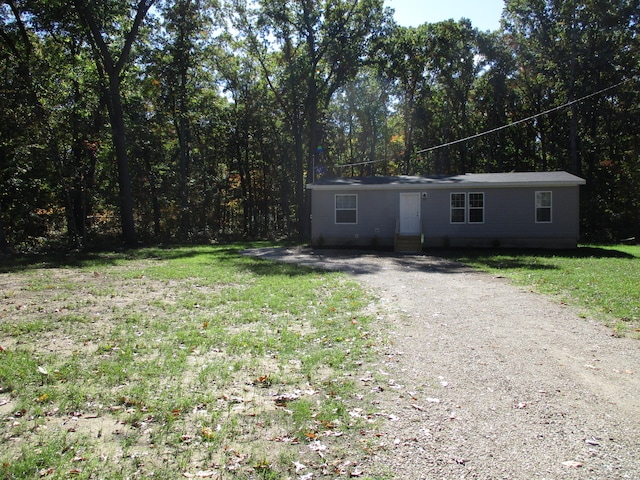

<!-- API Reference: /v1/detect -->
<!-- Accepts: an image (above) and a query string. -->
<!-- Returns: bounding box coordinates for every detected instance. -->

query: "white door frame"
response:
[399,192,421,234]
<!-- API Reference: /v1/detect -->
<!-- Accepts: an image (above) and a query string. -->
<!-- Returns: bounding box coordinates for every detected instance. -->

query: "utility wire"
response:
[414,77,631,156]
[335,77,632,169]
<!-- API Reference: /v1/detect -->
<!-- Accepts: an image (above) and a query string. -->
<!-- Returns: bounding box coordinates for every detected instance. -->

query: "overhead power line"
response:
[335,77,632,169]
[414,77,631,156]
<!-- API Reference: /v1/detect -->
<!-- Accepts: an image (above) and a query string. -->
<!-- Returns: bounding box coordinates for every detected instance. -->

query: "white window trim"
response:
[468,192,485,224]
[450,192,466,224]
[450,192,484,224]
[535,191,553,223]
[335,194,358,224]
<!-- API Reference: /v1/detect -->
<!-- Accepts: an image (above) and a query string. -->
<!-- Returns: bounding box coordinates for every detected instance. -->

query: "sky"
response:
[385,0,505,31]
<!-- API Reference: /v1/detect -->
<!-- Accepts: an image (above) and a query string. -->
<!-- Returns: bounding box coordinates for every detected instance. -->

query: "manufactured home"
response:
[307,171,586,250]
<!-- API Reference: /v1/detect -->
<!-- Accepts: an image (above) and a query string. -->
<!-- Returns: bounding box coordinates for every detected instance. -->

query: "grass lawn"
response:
[439,244,640,337]
[0,244,385,479]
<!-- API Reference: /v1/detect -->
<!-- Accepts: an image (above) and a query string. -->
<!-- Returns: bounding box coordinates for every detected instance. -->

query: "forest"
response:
[1,0,638,251]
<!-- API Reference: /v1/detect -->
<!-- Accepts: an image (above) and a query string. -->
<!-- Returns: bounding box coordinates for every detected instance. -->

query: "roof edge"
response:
[307,172,586,190]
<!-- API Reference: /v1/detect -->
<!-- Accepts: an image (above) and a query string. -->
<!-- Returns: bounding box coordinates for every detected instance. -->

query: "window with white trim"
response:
[535,191,552,223]
[450,193,466,223]
[468,193,485,223]
[335,194,357,224]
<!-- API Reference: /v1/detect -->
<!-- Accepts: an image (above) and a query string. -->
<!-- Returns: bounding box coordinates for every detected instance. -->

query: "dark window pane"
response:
[451,209,465,223]
[336,210,357,224]
[469,209,484,223]
[536,208,551,222]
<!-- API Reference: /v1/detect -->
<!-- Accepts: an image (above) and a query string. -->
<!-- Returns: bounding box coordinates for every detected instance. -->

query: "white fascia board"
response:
[307,180,585,190]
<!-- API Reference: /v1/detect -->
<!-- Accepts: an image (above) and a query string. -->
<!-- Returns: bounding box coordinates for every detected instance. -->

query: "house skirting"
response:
[311,235,578,249]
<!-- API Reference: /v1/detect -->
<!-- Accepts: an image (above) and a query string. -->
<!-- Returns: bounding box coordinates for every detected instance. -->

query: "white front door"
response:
[399,193,421,234]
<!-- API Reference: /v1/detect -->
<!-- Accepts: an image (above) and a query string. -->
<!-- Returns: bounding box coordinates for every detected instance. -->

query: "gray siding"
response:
[311,189,401,247]
[311,184,581,249]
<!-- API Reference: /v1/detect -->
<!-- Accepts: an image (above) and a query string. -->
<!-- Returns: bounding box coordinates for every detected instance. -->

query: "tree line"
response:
[1,0,638,251]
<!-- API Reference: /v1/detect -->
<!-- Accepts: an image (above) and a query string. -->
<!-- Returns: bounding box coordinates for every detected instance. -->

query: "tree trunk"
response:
[107,73,137,245]
[0,197,8,253]
[177,94,191,239]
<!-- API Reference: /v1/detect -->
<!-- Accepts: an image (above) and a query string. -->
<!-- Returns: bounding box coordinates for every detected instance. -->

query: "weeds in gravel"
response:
[0,244,385,479]
[441,245,640,336]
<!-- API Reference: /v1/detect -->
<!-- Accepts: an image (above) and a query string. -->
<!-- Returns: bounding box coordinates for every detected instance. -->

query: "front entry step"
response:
[394,234,423,253]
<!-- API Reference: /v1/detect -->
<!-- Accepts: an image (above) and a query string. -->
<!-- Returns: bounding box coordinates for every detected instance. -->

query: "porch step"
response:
[394,234,423,253]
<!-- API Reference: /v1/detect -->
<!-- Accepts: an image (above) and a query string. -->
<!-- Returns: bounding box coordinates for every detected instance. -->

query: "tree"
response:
[381,23,432,174]
[72,0,155,245]
[158,0,219,239]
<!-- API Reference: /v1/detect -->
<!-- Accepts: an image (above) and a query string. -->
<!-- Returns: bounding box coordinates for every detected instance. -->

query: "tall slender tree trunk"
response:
[0,197,8,253]
[568,8,580,176]
[107,74,137,245]
[177,86,191,239]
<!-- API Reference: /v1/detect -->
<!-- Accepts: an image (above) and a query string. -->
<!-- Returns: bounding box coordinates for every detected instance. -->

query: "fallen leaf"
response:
[562,461,583,468]
[411,404,424,411]
[38,366,49,376]
[350,468,364,477]
[195,471,217,478]
[293,461,307,472]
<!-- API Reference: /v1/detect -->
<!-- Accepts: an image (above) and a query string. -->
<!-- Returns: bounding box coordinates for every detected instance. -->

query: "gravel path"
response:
[249,247,640,479]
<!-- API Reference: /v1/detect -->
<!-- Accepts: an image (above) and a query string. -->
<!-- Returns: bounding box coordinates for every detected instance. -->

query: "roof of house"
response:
[307,171,586,189]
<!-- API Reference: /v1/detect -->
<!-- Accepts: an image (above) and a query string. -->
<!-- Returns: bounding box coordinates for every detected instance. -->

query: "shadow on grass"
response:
[0,242,319,277]
[433,245,637,271]
[0,243,228,273]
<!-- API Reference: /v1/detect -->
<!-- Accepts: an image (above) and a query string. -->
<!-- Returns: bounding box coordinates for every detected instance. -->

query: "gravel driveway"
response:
[248,247,640,479]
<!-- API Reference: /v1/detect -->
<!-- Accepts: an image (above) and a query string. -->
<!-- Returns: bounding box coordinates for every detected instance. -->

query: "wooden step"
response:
[394,234,423,253]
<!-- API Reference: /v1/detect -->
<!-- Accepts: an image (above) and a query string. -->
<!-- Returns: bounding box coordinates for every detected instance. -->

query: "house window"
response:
[536,191,552,223]
[335,194,357,224]
[450,193,466,223]
[468,193,484,223]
